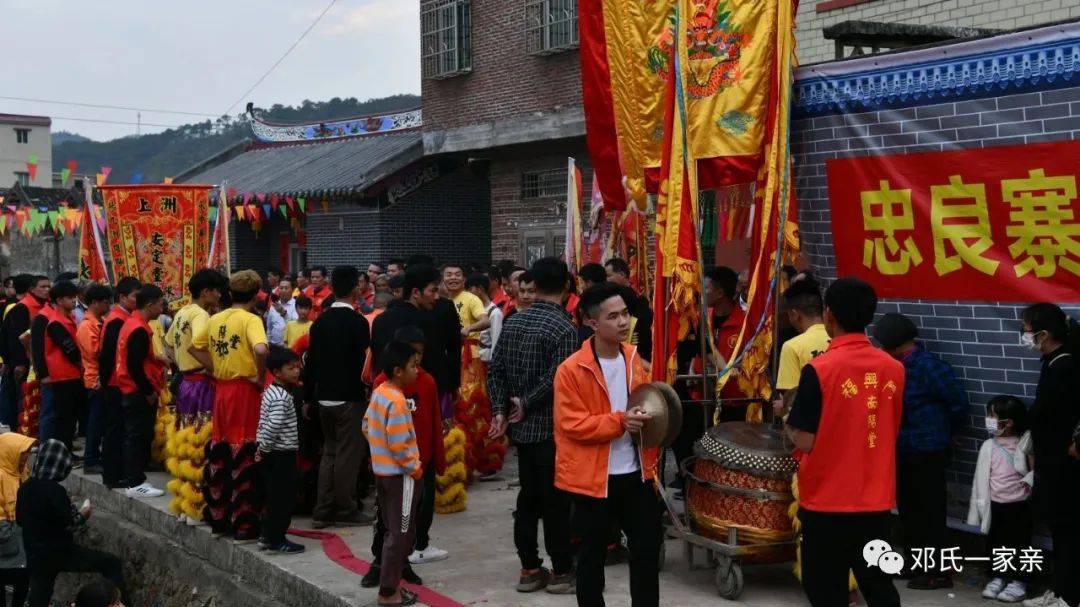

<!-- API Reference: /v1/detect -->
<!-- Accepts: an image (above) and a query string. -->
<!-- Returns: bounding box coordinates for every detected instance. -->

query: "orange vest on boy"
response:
[43,307,81,382]
[114,314,165,396]
[797,334,905,513]
[103,306,132,389]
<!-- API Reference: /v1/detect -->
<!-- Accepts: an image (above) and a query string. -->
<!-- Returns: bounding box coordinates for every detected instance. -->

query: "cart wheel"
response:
[714,556,744,600]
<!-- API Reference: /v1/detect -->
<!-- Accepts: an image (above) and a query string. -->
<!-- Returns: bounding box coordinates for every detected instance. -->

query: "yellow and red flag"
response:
[77,202,108,283]
[651,0,703,382]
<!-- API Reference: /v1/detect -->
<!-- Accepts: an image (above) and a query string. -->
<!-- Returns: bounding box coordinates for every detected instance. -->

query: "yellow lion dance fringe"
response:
[435,427,468,514]
[165,414,213,520]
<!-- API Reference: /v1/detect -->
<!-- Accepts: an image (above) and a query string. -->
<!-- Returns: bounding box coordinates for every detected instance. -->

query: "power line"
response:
[0,95,217,117]
[49,116,183,128]
[223,0,339,115]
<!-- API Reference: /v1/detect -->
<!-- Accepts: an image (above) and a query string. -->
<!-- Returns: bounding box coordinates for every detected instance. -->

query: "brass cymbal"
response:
[629,382,683,449]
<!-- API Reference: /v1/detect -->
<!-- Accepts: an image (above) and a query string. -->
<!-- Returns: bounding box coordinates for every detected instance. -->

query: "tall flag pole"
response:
[80,183,110,283]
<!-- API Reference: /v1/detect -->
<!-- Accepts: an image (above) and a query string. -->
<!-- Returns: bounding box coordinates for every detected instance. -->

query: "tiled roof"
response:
[180,130,423,197]
[0,114,52,127]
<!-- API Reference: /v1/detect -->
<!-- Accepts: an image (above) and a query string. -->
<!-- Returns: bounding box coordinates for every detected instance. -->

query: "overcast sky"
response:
[0,0,420,141]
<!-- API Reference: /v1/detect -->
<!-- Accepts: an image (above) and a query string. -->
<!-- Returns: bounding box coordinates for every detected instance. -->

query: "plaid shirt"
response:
[898,343,969,455]
[487,300,578,444]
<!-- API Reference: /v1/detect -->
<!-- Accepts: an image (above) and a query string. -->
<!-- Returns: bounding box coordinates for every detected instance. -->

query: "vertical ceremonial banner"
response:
[580,0,671,210]
[565,158,584,271]
[652,0,703,382]
[826,141,1080,303]
[208,186,232,273]
[100,184,212,301]
[77,205,107,282]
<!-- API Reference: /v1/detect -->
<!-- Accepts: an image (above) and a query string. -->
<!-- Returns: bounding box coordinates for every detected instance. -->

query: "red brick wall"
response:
[488,138,591,263]
[421,0,583,133]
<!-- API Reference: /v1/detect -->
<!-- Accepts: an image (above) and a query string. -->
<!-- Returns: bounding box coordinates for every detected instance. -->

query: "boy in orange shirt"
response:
[363,327,446,590]
[363,341,424,607]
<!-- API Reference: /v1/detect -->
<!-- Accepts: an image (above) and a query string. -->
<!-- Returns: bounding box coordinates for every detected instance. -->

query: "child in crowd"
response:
[363,341,425,607]
[363,327,447,590]
[968,395,1032,603]
[285,296,312,349]
[256,346,305,554]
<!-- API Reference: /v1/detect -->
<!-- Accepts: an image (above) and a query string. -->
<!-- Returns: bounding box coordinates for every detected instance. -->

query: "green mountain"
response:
[52,94,420,184]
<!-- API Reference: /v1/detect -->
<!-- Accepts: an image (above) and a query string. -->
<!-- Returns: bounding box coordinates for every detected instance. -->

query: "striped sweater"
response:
[363,383,422,479]
[256,384,299,451]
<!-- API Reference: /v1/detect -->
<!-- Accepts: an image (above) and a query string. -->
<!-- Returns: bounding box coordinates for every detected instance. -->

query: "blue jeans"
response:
[84,389,105,466]
[38,382,56,443]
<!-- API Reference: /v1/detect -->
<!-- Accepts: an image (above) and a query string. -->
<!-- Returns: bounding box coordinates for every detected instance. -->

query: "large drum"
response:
[685,422,797,564]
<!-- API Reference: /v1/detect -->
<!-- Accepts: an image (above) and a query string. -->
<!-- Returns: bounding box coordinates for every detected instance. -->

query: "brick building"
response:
[178,109,491,272]
[792,20,1080,501]
[420,0,590,266]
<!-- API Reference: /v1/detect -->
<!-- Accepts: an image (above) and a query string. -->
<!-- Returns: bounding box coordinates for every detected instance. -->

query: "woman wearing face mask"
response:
[1020,303,1080,607]
[968,395,1033,603]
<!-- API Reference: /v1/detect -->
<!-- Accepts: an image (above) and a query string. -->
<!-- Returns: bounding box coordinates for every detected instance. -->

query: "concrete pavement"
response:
[68,455,997,606]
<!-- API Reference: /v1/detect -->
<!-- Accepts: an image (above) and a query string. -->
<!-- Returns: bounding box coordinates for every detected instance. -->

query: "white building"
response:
[0,113,52,188]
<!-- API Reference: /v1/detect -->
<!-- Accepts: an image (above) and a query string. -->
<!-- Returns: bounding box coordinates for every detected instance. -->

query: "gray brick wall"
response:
[793,86,1080,486]
[227,219,284,273]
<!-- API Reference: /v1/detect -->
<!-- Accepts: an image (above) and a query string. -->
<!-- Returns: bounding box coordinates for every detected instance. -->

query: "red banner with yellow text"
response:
[100,185,213,302]
[826,141,1080,303]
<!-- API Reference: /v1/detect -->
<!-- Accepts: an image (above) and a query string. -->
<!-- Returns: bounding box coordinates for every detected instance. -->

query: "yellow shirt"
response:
[149,319,167,359]
[452,291,485,338]
[193,307,268,380]
[167,303,210,373]
[285,320,311,348]
[776,323,831,391]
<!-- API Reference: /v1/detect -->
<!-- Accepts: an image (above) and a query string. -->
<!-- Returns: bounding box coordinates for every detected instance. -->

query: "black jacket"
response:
[371,300,424,372]
[0,303,31,371]
[303,304,370,403]
[1029,346,1080,522]
[425,298,462,394]
[16,478,78,561]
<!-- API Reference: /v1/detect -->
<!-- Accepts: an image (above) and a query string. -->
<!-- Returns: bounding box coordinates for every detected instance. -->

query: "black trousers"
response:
[121,392,155,488]
[514,440,573,575]
[0,567,28,607]
[896,450,948,574]
[27,546,127,607]
[799,509,900,607]
[100,387,125,487]
[371,465,436,564]
[573,473,662,607]
[1051,520,1080,607]
[261,450,298,545]
[45,380,84,450]
[988,501,1033,582]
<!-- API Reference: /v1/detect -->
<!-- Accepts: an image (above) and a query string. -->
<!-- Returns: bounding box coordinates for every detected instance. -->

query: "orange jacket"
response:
[76,311,103,389]
[554,338,659,499]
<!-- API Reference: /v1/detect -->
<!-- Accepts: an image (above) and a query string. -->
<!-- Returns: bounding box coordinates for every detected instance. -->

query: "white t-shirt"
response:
[599,353,639,475]
[479,302,504,363]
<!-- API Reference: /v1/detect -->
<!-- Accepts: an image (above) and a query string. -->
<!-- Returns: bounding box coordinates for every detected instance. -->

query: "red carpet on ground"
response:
[288,528,465,607]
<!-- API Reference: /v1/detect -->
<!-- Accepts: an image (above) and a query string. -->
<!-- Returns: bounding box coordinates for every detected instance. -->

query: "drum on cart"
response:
[684,422,798,566]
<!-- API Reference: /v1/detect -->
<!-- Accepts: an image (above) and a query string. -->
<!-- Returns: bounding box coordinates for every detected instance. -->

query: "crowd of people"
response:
[0,254,1072,607]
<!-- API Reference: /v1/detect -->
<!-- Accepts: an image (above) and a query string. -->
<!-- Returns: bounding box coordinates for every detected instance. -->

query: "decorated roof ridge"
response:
[244,125,422,151]
[247,106,423,143]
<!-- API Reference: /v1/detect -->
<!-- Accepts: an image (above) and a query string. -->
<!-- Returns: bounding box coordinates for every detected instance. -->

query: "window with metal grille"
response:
[525,0,578,55]
[422,0,472,79]
[521,168,568,199]
[14,129,29,144]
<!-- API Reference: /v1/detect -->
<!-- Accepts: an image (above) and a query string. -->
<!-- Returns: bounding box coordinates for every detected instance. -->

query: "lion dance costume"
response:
[453,339,507,477]
[17,379,40,437]
[166,374,213,520]
[435,426,467,514]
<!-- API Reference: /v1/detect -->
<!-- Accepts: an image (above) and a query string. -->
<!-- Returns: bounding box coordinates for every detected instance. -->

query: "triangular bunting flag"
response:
[209,206,218,223]
[66,160,77,173]
[164,177,173,184]
[227,188,237,199]
[279,204,287,219]
[286,196,295,210]
[298,197,306,212]
[242,192,252,205]
[321,199,329,212]
[256,193,266,203]
[131,172,143,184]
[262,204,272,220]
[60,168,71,186]
[234,206,245,221]
[96,173,106,186]
[101,166,112,180]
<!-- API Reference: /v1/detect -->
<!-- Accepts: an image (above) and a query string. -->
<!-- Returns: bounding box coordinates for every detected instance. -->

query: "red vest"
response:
[19,294,45,319]
[114,315,165,396]
[103,306,132,389]
[798,334,905,513]
[43,307,81,382]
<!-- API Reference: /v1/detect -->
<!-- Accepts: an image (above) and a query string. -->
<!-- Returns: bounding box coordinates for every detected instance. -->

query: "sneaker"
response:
[271,539,305,554]
[1022,590,1060,607]
[408,546,449,564]
[402,565,423,586]
[984,578,1006,599]
[361,565,381,588]
[545,572,575,595]
[334,512,375,527]
[125,483,165,498]
[516,567,550,593]
[997,581,1027,603]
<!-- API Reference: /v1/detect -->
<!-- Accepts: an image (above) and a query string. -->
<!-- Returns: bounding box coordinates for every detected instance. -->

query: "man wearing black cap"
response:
[873,312,969,590]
